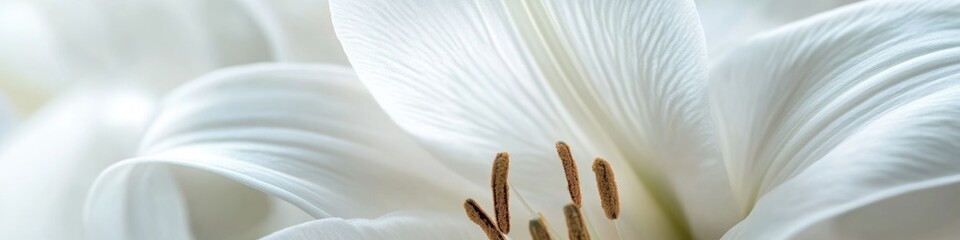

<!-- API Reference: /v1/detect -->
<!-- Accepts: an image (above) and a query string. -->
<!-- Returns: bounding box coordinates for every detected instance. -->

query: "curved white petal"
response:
[0,0,271,98]
[723,86,960,239]
[262,211,477,240]
[792,180,960,240]
[712,0,960,209]
[85,63,482,239]
[331,0,736,237]
[88,162,316,240]
[237,0,348,64]
[0,88,156,239]
[695,0,857,55]
[176,166,317,240]
[710,0,960,237]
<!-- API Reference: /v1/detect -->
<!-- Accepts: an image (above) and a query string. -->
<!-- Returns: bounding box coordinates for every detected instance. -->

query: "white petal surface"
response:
[0,93,14,140]
[86,64,482,239]
[792,180,960,240]
[0,0,63,114]
[262,211,477,240]
[237,0,348,64]
[331,0,736,238]
[710,0,960,238]
[695,0,857,55]
[0,0,271,99]
[723,86,960,239]
[0,88,156,239]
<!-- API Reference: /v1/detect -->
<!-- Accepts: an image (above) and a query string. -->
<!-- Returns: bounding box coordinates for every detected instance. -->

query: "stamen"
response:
[592,157,620,220]
[556,141,582,206]
[528,213,553,240]
[464,198,506,240]
[563,203,591,240]
[492,152,511,234]
[509,181,537,216]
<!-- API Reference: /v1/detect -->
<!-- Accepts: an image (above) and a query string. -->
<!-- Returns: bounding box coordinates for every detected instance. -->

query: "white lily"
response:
[83,0,960,239]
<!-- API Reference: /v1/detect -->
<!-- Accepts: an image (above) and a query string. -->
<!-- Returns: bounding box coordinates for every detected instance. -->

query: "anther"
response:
[528,213,553,240]
[464,198,505,240]
[563,203,591,240]
[491,152,511,234]
[592,157,620,220]
[556,141,582,207]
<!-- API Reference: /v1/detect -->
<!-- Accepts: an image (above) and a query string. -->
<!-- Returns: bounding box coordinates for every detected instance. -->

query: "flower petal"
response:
[0,0,64,113]
[85,63,482,239]
[0,93,15,140]
[262,211,476,240]
[0,88,156,239]
[0,0,271,97]
[331,0,736,237]
[723,86,960,239]
[709,0,960,237]
[237,0,348,64]
[792,180,960,239]
[695,0,857,55]
[712,0,960,209]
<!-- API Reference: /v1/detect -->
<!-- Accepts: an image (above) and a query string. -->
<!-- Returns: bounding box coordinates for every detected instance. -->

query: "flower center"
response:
[462,141,624,240]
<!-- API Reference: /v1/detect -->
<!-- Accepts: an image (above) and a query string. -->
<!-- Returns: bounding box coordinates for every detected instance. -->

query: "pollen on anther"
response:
[491,152,511,234]
[563,203,591,240]
[556,141,582,207]
[593,157,620,220]
[464,198,505,240]
[528,213,553,240]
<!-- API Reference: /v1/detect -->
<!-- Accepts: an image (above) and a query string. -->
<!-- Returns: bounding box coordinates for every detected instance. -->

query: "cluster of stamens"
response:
[462,141,622,240]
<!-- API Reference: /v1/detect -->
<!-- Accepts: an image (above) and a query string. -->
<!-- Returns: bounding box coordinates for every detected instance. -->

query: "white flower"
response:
[79,0,960,239]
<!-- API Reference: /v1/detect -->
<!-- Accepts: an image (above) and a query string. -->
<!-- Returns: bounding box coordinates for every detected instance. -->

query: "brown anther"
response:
[563,203,591,240]
[528,213,553,240]
[592,157,620,220]
[556,141,582,207]
[491,152,511,234]
[464,198,505,240]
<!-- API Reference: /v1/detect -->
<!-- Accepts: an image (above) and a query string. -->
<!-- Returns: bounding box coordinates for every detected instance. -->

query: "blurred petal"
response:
[0,0,271,99]
[0,93,14,140]
[710,0,960,222]
[262,211,477,240]
[331,0,736,237]
[0,88,156,239]
[0,0,62,113]
[695,0,857,55]
[238,0,348,64]
[723,86,960,239]
[86,63,481,239]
